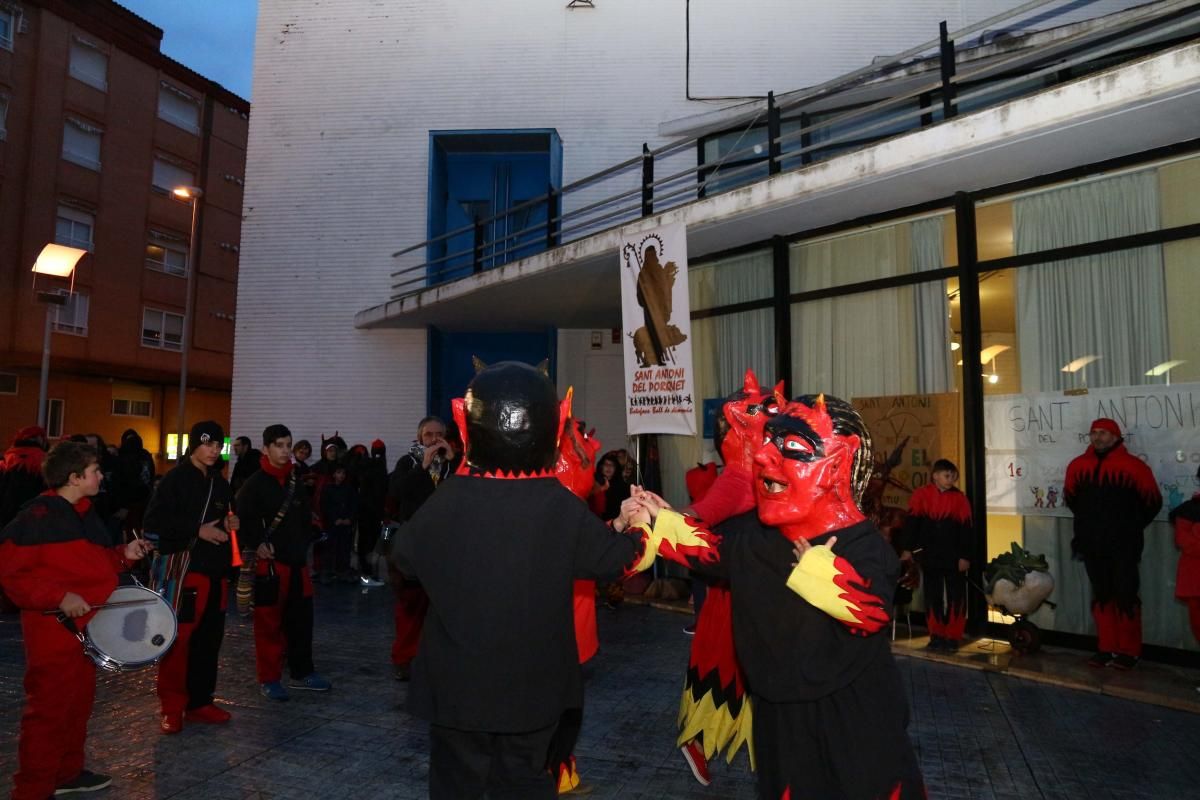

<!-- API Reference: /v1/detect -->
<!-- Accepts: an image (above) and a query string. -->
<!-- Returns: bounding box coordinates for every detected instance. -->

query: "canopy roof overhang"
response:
[356,42,1200,332]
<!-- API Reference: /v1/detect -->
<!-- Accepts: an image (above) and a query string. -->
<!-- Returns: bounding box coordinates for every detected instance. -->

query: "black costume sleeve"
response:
[143,470,193,552]
[572,504,655,580]
[235,477,266,551]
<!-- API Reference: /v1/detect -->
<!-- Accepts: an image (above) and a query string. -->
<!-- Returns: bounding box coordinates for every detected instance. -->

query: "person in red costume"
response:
[1170,464,1200,691]
[1064,418,1162,670]
[0,441,154,800]
[898,458,973,652]
[548,407,605,794]
[677,369,783,786]
[631,394,925,800]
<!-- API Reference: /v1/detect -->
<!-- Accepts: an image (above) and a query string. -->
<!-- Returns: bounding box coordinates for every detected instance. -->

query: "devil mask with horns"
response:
[451,360,570,478]
[754,394,874,542]
[713,369,784,472]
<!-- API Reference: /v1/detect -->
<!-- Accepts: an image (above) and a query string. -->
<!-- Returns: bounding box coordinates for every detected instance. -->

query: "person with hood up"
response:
[112,429,156,537]
[356,439,389,586]
[0,426,49,527]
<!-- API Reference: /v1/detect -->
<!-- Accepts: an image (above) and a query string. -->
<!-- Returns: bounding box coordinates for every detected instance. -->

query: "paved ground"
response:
[2,584,1199,799]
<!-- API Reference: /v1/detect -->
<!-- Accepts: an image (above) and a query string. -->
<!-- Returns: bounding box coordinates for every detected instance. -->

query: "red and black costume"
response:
[1064,419,1161,660]
[650,396,924,800]
[144,449,235,726]
[677,370,783,780]
[236,455,320,685]
[394,362,659,800]
[1169,487,1200,645]
[900,482,972,643]
[0,493,134,800]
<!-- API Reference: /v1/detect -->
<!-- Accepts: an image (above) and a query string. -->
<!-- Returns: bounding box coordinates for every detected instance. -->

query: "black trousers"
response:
[282,565,315,679]
[752,657,925,800]
[429,722,557,800]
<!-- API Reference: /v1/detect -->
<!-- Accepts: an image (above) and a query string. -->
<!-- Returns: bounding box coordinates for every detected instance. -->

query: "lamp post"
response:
[31,244,88,429]
[173,186,204,460]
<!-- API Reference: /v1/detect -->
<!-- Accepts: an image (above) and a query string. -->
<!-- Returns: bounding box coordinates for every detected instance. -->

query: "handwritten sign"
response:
[985,383,1200,517]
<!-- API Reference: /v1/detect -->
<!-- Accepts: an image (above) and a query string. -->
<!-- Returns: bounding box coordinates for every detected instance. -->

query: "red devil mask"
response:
[555,412,601,499]
[753,394,867,542]
[714,369,784,471]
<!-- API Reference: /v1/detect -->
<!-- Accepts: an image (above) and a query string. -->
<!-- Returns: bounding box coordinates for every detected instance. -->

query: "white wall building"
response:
[234,0,1142,452]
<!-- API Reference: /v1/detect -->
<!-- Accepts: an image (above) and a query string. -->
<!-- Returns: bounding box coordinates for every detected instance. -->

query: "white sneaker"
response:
[359,575,385,587]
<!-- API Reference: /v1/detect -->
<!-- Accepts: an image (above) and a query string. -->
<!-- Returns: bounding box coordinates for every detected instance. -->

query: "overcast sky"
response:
[117,1,257,100]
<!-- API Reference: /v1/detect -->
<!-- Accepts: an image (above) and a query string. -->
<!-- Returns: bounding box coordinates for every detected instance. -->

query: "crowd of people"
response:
[0,382,1197,799]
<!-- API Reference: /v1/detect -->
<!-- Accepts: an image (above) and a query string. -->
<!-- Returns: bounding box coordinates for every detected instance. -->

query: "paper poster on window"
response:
[853,393,962,544]
[984,383,1200,518]
[619,221,696,436]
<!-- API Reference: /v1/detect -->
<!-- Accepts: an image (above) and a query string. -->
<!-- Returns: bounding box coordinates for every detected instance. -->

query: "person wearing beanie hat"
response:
[1065,417,1162,670]
[144,420,239,734]
[0,426,50,527]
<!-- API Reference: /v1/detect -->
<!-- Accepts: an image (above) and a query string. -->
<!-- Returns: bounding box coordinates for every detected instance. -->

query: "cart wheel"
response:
[1008,619,1041,654]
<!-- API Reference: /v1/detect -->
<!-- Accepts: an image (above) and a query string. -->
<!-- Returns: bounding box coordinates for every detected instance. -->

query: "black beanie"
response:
[189,420,225,451]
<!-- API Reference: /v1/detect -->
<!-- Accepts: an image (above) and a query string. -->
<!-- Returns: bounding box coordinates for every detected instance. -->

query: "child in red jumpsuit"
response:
[0,441,153,800]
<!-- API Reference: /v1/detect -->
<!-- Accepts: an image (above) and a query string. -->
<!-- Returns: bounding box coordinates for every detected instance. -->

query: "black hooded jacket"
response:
[144,458,235,576]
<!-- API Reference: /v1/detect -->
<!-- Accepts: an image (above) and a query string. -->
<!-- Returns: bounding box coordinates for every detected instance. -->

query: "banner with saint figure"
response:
[619,222,696,435]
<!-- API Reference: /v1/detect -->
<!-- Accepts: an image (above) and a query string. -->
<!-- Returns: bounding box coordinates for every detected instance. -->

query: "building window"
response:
[0,372,16,394]
[158,84,200,133]
[111,398,152,417]
[145,231,189,277]
[46,399,64,439]
[55,206,95,252]
[0,9,14,52]
[152,157,195,193]
[142,307,184,350]
[69,39,108,91]
[50,290,89,336]
[62,118,102,170]
[427,130,563,284]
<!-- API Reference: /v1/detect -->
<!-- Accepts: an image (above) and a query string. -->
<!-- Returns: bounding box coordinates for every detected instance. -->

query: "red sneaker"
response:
[185,704,232,724]
[680,739,711,786]
[160,713,183,735]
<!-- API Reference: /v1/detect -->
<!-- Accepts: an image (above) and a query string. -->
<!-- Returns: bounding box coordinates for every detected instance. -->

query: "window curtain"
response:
[1012,171,1191,648]
[790,219,950,400]
[658,250,773,508]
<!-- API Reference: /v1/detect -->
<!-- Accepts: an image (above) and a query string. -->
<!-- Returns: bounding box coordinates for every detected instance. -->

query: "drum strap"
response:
[263,470,297,545]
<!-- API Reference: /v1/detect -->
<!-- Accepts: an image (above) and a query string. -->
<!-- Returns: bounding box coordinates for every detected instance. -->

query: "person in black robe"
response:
[632,394,925,800]
[393,361,658,800]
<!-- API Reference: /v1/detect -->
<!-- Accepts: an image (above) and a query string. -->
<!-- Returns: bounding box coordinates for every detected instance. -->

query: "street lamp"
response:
[31,244,88,428]
[173,185,204,460]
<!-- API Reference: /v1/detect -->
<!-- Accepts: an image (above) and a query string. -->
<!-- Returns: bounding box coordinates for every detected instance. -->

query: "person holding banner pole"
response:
[1064,418,1161,670]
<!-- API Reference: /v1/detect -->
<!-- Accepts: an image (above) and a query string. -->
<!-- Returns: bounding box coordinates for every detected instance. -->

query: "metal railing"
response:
[389,0,1200,299]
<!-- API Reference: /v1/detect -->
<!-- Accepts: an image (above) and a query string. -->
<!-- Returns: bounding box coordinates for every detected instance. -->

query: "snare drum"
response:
[79,585,178,671]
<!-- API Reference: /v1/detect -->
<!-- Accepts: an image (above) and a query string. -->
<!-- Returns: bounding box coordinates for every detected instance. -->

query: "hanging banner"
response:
[984,382,1200,519]
[619,221,696,435]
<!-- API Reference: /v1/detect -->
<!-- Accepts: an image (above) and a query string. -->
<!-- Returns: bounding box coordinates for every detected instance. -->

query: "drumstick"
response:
[41,598,158,616]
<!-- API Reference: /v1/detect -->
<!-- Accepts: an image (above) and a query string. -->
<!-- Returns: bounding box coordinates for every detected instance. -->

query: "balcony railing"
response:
[390,0,1200,300]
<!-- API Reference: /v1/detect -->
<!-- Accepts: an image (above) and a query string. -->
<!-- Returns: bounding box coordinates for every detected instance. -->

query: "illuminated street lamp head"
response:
[172,186,204,200]
[31,244,88,278]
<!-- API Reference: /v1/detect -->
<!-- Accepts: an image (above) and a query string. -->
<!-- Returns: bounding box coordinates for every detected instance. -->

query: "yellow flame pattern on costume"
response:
[676,682,755,769]
[785,544,885,631]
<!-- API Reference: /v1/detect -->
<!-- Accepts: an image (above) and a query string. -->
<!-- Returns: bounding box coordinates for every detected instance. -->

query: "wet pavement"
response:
[2,583,1199,799]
